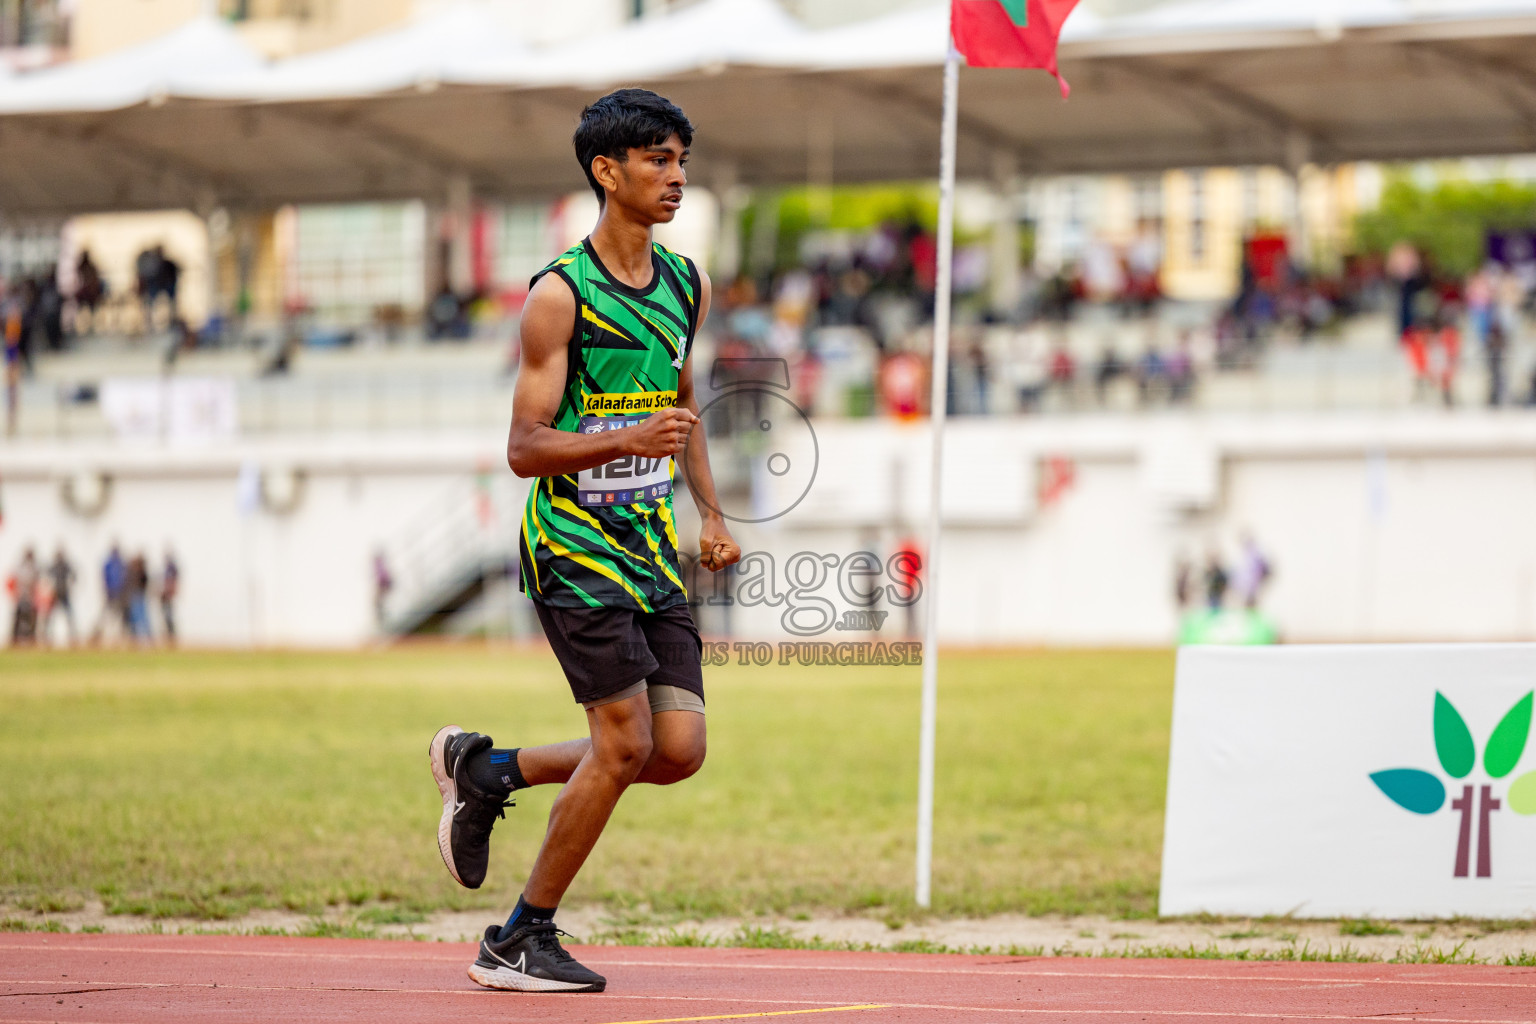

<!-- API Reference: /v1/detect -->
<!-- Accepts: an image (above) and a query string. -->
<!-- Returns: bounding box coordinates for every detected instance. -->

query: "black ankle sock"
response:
[465,747,528,796]
[497,894,556,942]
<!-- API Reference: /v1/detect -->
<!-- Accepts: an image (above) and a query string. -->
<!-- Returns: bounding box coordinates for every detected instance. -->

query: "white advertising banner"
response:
[100,377,238,443]
[1160,645,1536,918]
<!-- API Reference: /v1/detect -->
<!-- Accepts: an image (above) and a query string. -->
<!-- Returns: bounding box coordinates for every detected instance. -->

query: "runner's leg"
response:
[505,709,703,787]
[521,690,653,908]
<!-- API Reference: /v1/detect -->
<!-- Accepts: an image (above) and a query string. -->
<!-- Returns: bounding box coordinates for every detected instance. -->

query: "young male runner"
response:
[429,88,740,994]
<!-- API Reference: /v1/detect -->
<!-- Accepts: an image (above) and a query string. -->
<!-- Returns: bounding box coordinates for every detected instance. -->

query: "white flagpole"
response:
[916,33,961,911]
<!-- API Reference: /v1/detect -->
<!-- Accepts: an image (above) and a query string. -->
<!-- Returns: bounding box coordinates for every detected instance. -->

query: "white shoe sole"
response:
[467,960,604,993]
[428,724,467,887]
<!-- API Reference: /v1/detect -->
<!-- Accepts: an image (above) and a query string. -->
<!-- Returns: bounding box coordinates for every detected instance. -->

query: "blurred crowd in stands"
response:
[1386,238,1536,408]
[6,214,1536,429]
[3,243,190,433]
[7,542,179,648]
[699,220,1536,420]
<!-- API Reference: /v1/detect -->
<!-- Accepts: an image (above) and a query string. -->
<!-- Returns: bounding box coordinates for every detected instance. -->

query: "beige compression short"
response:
[582,680,705,715]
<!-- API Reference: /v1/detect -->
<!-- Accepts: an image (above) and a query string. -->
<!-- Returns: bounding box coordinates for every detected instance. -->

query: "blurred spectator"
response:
[8,547,40,646]
[160,548,181,645]
[1403,318,1433,401]
[1429,312,1461,408]
[1498,266,1528,344]
[1081,239,1125,305]
[1047,341,1076,405]
[14,276,38,373]
[1203,551,1229,611]
[1039,266,1081,323]
[1388,242,1427,343]
[1173,553,1194,609]
[162,316,197,369]
[1465,266,1503,406]
[158,249,181,325]
[36,274,64,353]
[907,224,938,311]
[792,347,823,418]
[262,323,303,377]
[1093,345,1128,405]
[1135,346,1168,406]
[426,283,470,340]
[45,546,76,647]
[135,245,164,334]
[74,249,105,333]
[1011,332,1050,412]
[879,351,926,420]
[1167,333,1196,405]
[970,339,991,415]
[373,550,394,626]
[891,535,924,640]
[3,285,20,436]
[1124,225,1163,317]
[1486,320,1509,408]
[91,543,126,645]
[1231,534,1273,610]
[1467,266,1496,350]
[125,553,152,642]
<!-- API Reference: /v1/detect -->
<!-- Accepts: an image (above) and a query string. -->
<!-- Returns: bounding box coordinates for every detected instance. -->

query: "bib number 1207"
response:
[576,414,673,506]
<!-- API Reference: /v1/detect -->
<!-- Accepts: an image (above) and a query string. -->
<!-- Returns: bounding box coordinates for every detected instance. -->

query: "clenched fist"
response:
[627,407,699,458]
[699,517,741,572]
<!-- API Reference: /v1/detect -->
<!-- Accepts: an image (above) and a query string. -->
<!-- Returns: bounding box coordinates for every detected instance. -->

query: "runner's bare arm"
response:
[507,274,699,478]
[677,273,740,572]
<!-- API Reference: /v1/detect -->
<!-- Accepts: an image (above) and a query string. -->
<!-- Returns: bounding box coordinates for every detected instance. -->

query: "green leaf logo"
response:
[1370,769,1446,814]
[1510,771,1536,816]
[1484,693,1533,779]
[1434,692,1476,778]
[1374,691,1536,878]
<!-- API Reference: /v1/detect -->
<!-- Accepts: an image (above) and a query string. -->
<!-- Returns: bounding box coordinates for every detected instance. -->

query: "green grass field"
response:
[0,647,1174,924]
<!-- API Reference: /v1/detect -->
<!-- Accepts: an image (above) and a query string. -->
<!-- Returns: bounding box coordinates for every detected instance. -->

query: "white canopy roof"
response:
[457,0,806,88]
[1,0,1534,213]
[0,17,263,114]
[187,4,529,102]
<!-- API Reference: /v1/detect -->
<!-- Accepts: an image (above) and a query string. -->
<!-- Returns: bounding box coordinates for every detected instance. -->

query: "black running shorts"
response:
[532,600,705,707]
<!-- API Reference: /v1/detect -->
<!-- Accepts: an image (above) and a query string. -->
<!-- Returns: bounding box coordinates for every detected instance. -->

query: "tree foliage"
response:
[1354,177,1536,276]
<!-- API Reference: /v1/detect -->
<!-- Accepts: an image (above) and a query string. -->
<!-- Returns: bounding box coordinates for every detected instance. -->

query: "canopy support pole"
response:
[915,35,960,912]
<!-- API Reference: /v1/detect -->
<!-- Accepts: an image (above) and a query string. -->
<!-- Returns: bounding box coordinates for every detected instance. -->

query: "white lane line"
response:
[5,943,1535,992]
[581,958,1536,992]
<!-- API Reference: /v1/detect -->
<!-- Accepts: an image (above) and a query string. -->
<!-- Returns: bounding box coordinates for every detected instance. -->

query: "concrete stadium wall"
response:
[6,413,1536,648]
[1,436,515,647]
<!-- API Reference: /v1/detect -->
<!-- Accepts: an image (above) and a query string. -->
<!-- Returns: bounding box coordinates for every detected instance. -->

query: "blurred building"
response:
[0,0,69,71]
[1026,166,1380,302]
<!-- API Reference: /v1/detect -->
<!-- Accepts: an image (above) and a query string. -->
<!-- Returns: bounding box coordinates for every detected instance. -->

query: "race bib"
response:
[576,414,674,506]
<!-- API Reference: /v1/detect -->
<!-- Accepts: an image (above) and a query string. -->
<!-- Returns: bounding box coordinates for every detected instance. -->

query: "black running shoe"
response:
[428,725,512,889]
[467,922,606,993]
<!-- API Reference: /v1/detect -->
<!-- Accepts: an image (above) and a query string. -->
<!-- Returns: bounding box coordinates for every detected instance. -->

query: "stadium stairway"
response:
[379,475,522,637]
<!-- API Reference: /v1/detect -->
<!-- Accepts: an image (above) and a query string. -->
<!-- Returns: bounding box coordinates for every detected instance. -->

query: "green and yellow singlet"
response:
[518,238,702,611]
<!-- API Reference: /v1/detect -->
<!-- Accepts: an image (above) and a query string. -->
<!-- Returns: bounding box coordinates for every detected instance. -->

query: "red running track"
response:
[3,933,1535,1024]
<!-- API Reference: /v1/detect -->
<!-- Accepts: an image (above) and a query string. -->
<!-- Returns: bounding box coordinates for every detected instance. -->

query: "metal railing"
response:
[13,321,1536,441]
[377,473,524,635]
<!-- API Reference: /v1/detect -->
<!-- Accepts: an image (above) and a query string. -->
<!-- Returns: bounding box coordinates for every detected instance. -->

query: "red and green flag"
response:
[950,0,1083,96]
